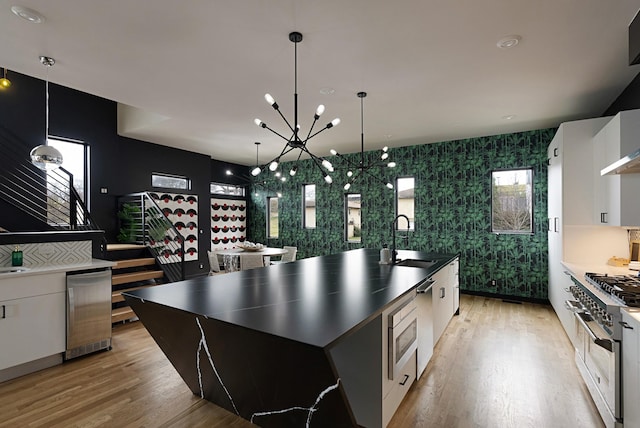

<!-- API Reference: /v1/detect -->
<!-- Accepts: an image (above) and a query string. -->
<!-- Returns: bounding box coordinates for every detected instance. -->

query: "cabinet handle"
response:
[399,374,410,386]
[554,217,559,233]
[440,287,445,299]
[601,212,608,224]
[1,304,5,319]
[619,321,634,330]
[553,148,558,157]
[547,158,551,166]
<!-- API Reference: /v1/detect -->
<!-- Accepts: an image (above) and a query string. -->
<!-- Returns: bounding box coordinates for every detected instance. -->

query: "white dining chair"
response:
[241,254,265,270]
[271,246,297,265]
[207,250,225,275]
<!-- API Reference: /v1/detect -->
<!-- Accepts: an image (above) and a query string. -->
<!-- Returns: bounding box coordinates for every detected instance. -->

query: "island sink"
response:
[395,259,438,268]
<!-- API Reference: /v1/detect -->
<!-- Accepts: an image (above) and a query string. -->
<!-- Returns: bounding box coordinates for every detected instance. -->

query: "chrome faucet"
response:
[391,214,410,265]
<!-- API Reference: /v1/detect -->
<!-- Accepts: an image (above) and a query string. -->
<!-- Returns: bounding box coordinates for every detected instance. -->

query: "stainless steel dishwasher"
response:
[66,269,112,360]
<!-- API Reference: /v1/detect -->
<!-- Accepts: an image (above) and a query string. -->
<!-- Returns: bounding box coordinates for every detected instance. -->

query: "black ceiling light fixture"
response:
[251,31,340,184]
[330,92,396,190]
[30,56,63,170]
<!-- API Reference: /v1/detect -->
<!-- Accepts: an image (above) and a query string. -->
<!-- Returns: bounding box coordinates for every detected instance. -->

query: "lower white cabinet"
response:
[622,309,640,428]
[433,260,458,344]
[0,273,66,372]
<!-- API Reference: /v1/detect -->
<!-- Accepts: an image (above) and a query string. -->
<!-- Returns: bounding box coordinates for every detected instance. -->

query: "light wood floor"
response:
[0,295,604,428]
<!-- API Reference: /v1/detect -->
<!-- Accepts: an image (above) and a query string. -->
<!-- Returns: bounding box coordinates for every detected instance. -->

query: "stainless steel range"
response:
[566,272,640,428]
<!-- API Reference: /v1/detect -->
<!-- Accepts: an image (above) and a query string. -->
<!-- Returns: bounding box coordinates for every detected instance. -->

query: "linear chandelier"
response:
[330,92,396,190]
[30,56,63,170]
[251,31,339,184]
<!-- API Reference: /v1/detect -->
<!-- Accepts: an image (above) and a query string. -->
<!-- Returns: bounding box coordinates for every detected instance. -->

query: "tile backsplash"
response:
[0,240,92,267]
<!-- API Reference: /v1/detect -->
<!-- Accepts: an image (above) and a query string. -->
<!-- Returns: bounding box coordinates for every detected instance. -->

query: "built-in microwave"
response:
[388,297,418,380]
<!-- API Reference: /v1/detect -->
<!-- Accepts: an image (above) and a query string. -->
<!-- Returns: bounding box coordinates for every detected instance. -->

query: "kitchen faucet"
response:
[391,214,410,265]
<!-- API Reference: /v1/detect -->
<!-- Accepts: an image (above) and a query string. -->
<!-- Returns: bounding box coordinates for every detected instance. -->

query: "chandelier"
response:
[30,56,63,170]
[251,31,340,184]
[330,92,396,190]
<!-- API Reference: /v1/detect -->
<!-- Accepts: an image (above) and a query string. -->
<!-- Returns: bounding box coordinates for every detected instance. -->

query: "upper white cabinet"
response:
[592,109,640,227]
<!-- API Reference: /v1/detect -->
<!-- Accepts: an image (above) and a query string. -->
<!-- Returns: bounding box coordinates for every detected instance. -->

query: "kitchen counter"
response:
[0,259,115,279]
[124,248,456,427]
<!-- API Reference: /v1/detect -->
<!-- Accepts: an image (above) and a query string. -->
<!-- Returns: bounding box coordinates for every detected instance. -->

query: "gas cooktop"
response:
[585,272,640,307]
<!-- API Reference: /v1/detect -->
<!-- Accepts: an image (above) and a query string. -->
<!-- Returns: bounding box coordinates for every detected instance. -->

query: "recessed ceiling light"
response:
[502,114,516,120]
[496,35,521,49]
[319,87,335,95]
[11,5,45,23]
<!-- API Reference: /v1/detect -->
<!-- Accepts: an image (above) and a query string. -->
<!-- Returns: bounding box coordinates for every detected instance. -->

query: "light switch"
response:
[100,187,108,194]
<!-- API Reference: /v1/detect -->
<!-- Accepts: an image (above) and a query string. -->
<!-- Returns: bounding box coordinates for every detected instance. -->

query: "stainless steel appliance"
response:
[66,269,112,360]
[566,272,640,428]
[388,296,417,381]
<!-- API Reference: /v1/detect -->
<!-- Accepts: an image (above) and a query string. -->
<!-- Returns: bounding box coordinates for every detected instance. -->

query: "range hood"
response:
[601,147,640,175]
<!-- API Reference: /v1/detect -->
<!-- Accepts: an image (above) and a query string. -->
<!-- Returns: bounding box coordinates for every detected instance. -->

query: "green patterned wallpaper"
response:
[248,128,555,300]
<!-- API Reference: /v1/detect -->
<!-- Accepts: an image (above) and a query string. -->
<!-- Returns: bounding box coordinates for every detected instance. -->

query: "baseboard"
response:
[461,290,550,306]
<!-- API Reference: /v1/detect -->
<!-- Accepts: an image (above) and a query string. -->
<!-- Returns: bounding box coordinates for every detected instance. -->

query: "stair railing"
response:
[118,192,185,283]
[0,125,99,231]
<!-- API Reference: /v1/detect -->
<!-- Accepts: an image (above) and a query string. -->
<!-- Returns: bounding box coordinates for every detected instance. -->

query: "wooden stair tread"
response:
[114,258,156,270]
[106,243,146,251]
[112,307,137,323]
[112,284,160,303]
[112,270,164,285]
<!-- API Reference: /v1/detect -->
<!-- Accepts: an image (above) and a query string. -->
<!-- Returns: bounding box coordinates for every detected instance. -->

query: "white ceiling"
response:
[1,0,640,167]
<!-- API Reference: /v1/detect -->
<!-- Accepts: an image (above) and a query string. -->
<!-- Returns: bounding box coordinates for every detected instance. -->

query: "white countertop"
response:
[561,261,637,279]
[0,258,115,279]
[623,307,640,324]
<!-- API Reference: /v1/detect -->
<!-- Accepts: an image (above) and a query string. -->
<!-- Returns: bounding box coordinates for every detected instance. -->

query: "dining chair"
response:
[271,246,297,265]
[241,254,265,270]
[207,250,225,275]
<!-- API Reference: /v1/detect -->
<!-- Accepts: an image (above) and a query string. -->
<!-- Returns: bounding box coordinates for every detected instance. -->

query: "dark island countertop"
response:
[124,248,459,427]
[125,248,456,349]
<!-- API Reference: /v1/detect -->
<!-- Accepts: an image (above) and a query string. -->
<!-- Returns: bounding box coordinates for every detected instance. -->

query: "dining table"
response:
[214,247,288,271]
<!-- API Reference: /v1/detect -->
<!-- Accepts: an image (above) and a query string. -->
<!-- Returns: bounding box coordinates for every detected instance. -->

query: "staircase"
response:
[107,244,165,323]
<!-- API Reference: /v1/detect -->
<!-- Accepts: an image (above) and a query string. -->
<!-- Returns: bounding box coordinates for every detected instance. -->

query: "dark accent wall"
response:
[604,71,640,115]
[0,71,243,277]
[248,129,554,300]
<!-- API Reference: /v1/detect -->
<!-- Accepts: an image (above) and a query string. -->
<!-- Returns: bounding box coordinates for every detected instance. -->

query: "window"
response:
[396,177,415,230]
[303,184,316,228]
[268,197,279,238]
[152,172,191,190]
[345,193,361,242]
[210,182,245,196]
[48,137,88,203]
[46,137,89,226]
[491,168,533,234]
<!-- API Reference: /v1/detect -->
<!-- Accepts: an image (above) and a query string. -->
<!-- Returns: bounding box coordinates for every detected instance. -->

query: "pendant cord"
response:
[293,38,299,144]
[45,67,49,146]
[360,95,364,168]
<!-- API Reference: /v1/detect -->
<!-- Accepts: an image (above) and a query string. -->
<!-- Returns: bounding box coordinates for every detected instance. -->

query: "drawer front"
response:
[383,351,416,427]
[0,272,66,301]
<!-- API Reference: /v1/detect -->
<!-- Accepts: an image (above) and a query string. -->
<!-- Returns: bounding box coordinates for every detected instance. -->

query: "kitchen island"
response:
[124,248,457,427]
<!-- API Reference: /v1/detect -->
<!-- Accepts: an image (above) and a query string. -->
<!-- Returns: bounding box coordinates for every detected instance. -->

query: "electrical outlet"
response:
[491,280,497,286]
[199,263,203,269]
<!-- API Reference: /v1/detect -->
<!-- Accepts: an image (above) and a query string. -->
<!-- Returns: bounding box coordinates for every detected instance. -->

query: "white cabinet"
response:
[432,266,453,344]
[0,273,66,372]
[622,309,640,428]
[547,117,611,344]
[592,109,640,227]
[449,258,459,315]
[416,283,433,379]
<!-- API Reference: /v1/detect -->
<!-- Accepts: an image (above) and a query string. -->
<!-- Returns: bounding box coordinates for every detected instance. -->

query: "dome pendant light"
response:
[30,56,63,170]
[253,31,339,184]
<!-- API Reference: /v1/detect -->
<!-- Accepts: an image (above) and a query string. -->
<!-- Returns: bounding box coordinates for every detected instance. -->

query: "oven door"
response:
[574,312,621,421]
[388,299,418,381]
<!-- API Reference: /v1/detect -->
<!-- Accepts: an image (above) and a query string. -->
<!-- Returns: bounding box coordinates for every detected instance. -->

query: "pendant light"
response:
[252,32,339,184]
[0,68,11,89]
[30,56,63,170]
[329,92,396,190]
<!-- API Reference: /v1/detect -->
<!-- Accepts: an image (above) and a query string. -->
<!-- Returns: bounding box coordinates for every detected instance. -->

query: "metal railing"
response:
[118,192,185,283]
[0,125,98,231]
